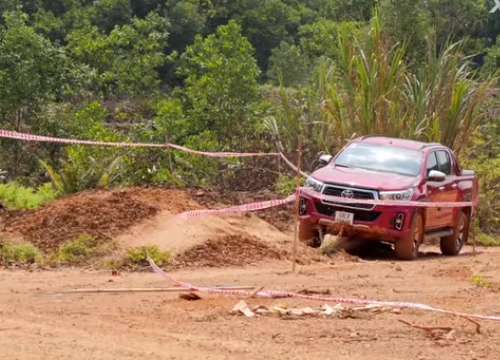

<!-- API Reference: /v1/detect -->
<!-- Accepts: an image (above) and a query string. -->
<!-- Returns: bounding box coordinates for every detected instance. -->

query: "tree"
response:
[298,19,363,60]
[65,12,169,99]
[379,0,432,64]
[0,11,67,130]
[0,11,68,176]
[164,0,210,53]
[228,0,302,73]
[482,38,500,77]
[130,0,165,18]
[176,20,262,146]
[267,41,311,87]
[428,0,487,53]
[302,0,374,22]
[90,0,133,33]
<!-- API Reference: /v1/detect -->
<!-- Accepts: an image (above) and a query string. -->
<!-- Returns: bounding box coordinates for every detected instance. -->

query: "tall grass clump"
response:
[266,10,496,168]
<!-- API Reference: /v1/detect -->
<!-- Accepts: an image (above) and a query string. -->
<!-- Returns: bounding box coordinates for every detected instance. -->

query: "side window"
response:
[436,151,452,175]
[426,152,439,176]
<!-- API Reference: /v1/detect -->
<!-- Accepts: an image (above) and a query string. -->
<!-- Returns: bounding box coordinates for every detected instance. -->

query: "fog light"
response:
[299,198,308,215]
[394,213,405,231]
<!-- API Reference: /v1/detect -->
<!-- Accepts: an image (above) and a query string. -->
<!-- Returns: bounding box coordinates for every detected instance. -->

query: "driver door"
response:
[426,150,456,229]
[425,152,440,230]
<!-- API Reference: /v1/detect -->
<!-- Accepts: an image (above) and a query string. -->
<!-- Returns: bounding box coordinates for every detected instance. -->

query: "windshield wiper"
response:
[334,164,351,168]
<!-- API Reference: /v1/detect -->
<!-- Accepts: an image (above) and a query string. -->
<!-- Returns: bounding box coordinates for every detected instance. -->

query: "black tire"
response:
[395,211,423,261]
[440,210,469,256]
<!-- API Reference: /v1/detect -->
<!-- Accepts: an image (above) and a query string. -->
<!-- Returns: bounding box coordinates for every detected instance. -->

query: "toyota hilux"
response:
[298,135,479,260]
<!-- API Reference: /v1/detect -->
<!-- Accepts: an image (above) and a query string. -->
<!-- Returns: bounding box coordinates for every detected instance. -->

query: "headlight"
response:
[379,189,414,201]
[305,177,324,192]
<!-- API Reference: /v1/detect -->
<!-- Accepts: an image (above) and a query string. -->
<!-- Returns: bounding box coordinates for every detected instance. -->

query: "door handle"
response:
[452,183,457,189]
[439,186,445,191]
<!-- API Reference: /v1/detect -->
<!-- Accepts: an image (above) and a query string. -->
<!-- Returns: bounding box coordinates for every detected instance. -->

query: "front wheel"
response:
[395,212,423,261]
[440,210,469,256]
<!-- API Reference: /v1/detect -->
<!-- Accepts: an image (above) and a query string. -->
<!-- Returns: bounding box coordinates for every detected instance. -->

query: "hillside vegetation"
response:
[0,0,499,242]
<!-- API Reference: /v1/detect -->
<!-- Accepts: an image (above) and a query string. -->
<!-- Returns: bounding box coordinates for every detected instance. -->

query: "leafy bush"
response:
[40,103,127,194]
[0,243,42,265]
[40,150,124,195]
[274,174,299,195]
[174,131,221,186]
[58,234,112,265]
[0,182,57,209]
[126,245,171,268]
[461,104,500,239]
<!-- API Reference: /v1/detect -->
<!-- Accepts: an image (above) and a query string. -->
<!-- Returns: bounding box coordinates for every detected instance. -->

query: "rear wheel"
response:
[440,210,469,256]
[395,212,423,261]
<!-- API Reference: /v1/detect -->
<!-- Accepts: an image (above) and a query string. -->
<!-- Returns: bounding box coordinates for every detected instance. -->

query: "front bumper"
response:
[299,193,415,242]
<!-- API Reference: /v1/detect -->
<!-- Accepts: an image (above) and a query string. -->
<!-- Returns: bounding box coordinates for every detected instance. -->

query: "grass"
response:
[0,234,170,270]
[0,182,58,210]
[475,231,500,246]
[57,234,115,265]
[274,174,304,195]
[0,242,42,265]
[471,275,492,289]
[125,245,171,268]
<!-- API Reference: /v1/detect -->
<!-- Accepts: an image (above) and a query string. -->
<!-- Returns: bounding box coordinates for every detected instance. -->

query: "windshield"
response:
[333,142,423,176]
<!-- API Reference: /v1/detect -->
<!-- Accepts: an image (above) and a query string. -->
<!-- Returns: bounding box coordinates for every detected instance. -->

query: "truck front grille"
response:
[321,184,377,210]
[314,203,381,222]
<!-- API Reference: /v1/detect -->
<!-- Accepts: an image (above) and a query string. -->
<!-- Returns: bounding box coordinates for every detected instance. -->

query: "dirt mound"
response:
[191,190,294,232]
[1,189,163,251]
[0,186,295,259]
[176,234,285,268]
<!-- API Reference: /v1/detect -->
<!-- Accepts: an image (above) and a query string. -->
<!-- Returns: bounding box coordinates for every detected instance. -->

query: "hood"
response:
[311,166,420,191]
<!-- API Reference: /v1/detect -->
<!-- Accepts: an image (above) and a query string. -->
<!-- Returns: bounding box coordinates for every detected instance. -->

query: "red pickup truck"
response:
[299,136,479,260]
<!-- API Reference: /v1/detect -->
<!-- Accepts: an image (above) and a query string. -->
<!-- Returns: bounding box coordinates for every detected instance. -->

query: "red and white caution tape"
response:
[0,129,281,156]
[0,129,309,174]
[279,153,309,178]
[167,143,281,158]
[299,187,478,208]
[0,129,166,148]
[178,194,296,219]
[147,256,500,321]
[177,187,478,220]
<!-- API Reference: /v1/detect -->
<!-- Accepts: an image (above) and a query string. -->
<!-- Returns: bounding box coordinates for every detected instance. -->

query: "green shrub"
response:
[174,131,223,186]
[476,231,500,246]
[274,174,299,195]
[0,182,58,210]
[0,243,42,265]
[126,245,171,268]
[461,108,500,239]
[58,234,112,265]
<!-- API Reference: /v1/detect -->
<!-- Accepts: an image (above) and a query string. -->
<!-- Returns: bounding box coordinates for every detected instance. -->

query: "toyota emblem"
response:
[341,189,354,198]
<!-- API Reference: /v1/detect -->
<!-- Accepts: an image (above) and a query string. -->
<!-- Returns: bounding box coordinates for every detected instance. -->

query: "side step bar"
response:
[424,229,453,241]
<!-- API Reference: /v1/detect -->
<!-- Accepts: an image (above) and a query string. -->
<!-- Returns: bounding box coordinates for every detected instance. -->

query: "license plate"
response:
[334,211,354,225]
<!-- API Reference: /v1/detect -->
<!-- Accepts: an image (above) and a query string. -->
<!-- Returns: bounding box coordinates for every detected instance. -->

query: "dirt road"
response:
[1,245,499,360]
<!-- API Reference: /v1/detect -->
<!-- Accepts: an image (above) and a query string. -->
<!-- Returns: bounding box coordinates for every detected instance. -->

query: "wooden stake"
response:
[166,135,174,176]
[472,178,479,256]
[472,217,477,256]
[292,134,303,273]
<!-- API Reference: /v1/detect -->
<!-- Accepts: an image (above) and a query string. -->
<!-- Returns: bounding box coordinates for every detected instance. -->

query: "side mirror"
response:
[428,170,446,182]
[319,154,333,165]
